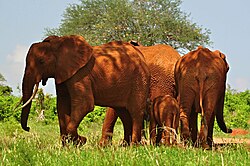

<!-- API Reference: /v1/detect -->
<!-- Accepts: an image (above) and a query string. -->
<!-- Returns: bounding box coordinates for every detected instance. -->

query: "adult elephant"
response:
[99,42,181,146]
[174,46,232,149]
[21,35,150,145]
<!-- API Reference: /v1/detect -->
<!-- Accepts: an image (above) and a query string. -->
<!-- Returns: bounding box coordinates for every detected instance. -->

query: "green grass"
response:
[1,120,249,166]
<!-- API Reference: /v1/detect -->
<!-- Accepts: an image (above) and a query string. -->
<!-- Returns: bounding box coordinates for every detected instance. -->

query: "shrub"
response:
[223,88,250,129]
[214,86,250,131]
[0,95,21,121]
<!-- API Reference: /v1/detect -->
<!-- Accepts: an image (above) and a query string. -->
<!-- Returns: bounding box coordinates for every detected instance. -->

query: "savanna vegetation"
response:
[0,69,249,165]
[1,0,249,165]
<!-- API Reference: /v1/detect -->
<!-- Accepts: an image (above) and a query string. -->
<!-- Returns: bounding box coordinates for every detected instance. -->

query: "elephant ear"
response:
[55,35,93,84]
[214,50,229,72]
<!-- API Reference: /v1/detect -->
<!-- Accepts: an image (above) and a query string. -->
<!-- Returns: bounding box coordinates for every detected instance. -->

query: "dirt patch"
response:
[213,128,250,149]
[231,128,249,136]
[213,137,250,145]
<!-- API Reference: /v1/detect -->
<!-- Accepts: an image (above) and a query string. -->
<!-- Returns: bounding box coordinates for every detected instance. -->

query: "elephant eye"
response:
[38,58,45,65]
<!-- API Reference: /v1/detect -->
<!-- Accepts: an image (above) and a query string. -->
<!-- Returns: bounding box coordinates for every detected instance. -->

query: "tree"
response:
[0,73,12,96]
[45,0,211,52]
[0,73,6,84]
[35,88,45,121]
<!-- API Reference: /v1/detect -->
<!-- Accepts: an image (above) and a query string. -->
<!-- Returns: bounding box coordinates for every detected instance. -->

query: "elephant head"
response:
[21,35,93,131]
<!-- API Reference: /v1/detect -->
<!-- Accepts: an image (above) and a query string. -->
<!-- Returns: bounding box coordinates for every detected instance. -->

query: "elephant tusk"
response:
[21,83,39,109]
[12,97,23,111]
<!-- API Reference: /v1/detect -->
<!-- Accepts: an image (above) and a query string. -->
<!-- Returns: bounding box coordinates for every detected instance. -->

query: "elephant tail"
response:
[197,76,207,127]
[196,76,209,143]
[196,75,209,140]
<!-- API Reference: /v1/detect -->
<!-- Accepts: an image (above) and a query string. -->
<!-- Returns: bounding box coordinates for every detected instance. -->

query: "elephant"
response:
[149,95,179,146]
[174,46,232,149]
[20,35,150,145]
[99,42,181,146]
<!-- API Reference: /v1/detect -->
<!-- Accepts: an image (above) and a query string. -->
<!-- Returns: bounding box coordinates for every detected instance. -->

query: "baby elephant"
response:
[150,95,179,145]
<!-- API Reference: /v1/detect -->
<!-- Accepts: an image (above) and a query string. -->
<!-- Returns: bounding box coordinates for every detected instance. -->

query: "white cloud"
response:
[7,45,28,64]
[229,77,250,92]
[235,78,249,91]
[1,45,29,95]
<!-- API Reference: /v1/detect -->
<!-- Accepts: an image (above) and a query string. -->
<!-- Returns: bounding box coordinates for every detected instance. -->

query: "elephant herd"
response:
[20,35,232,149]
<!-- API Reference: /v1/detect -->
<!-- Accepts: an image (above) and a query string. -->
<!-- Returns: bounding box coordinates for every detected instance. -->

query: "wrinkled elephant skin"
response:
[150,95,179,146]
[21,35,150,145]
[174,46,232,148]
[99,43,181,146]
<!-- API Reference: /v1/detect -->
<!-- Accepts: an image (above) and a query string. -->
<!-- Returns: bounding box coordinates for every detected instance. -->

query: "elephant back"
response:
[138,44,180,99]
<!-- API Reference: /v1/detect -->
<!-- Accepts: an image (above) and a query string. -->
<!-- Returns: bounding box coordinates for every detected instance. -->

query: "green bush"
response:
[213,86,249,132]
[223,87,250,129]
[84,106,107,122]
[0,95,20,121]
[42,94,57,123]
[0,92,106,124]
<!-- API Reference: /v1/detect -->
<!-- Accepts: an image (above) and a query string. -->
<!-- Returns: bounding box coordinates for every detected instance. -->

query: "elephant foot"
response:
[140,138,148,146]
[201,142,211,150]
[119,139,130,147]
[61,134,87,146]
[181,138,192,147]
[99,132,113,147]
[194,140,211,150]
[99,137,112,147]
[160,139,166,145]
[180,132,190,145]
[172,139,178,145]
[75,136,87,146]
[159,139,170,146]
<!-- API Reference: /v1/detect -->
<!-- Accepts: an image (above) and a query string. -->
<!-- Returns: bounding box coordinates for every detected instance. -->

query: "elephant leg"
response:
[99,107,118,146]
[189,110,198,146]
[116,108,132,145]
[128,104,144,144]
[198,95,217,149]
[131,114,143,144]
[156,125,163,145]
[127,91,148,144]
[179,92,195,145]
[56,84,71,146]
[149,109,157,145]
[164,118,172,146]
[207,112,215,147]
[198,118,210,149]
[180,106,192,145]
[66,81,94,145]
[172,113,179,145]
[67,99,94,145]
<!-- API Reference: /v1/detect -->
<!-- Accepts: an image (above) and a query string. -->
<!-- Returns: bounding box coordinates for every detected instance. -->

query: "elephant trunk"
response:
[216,97,232,133]
[216,111,232,133]
[21,73,37,132]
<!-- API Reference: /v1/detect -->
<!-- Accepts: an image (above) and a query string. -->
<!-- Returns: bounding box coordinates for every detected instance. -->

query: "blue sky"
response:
[0,0,249,96]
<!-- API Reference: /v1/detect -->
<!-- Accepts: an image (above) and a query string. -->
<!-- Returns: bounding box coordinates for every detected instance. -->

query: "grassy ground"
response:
[1,120,249,166]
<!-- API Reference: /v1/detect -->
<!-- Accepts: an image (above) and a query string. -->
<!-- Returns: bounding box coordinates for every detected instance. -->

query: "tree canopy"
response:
[0,73,12,96]
[45,0,211,52]
[0,73,6,84]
